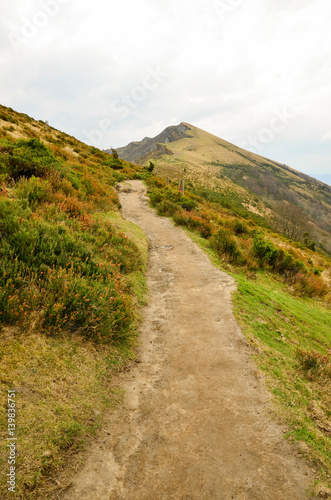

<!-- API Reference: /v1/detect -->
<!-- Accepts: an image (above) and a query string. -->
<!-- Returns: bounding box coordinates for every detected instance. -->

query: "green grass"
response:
[104,211,149,306]
[233,274,331,483]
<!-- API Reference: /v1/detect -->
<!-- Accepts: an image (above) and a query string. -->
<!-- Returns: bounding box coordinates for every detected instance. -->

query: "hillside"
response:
[0,104,148,498]
[115,123,331,254]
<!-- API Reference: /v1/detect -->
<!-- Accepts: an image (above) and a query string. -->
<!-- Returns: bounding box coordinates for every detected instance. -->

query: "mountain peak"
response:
[110,123,192,163]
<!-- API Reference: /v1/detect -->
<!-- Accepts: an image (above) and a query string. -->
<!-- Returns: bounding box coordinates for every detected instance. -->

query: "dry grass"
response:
[0,326,128,497]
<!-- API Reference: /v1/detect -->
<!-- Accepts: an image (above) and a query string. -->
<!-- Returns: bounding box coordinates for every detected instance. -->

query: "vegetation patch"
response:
[233,274,331,486]
[0,107,148,498]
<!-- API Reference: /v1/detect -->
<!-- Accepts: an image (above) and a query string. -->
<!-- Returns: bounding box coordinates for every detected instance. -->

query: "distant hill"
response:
[109,123,190,162]
[115,123,331,253]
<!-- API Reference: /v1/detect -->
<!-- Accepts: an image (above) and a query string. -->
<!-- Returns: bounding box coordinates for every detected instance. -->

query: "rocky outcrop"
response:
[109,123,191,163]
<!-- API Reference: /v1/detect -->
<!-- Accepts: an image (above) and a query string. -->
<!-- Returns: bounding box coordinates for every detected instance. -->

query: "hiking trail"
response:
[63,180,312,500]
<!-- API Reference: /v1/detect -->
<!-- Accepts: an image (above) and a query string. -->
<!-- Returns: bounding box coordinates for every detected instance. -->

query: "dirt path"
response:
[63,180,313,500]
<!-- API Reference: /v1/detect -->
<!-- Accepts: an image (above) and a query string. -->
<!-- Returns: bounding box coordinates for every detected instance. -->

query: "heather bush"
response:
[253,235,306,275]
[0,138,61,179]
[253,234,279,266]
[172,211,191,226]
[210,228,241,261]
[109,158,124,170]
[171,210,212,238]
[149,188,163,205]
[297,349,331,381]
[0,199,143,341]
[274,249,306,275]
[149,187,197,212]
[292,273,329,298]
[156,199,178,216]
[15,176,52,205]
[232,219,249,235]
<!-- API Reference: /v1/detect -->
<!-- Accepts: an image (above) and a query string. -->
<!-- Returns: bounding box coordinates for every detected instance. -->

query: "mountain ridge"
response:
[107,122,191,163]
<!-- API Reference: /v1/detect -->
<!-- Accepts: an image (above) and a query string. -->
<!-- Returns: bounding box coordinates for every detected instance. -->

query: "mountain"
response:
[112,123,191,162]
[115,123,331,253]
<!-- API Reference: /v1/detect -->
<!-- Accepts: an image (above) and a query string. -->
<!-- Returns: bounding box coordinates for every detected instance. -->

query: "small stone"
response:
[317,486,331,498]
[42,450,52,458]
[297,441,309,453]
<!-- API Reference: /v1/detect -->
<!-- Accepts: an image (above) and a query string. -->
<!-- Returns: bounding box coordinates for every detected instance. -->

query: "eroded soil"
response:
[63,180,313,499]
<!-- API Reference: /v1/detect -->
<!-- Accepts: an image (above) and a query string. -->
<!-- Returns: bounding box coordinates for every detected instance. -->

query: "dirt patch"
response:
[62,180,313,499]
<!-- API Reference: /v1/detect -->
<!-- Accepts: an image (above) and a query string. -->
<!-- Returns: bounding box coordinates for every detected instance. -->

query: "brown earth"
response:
[62,180,314,500]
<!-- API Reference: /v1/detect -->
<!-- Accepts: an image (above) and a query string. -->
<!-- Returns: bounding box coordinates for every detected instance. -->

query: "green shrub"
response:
[172,211,191,226]
[0,138,61,179]
[173,211,213,239]
[180,198,197,212]
[232,219,249,234]
[89,146,103,157]
[0,201,143,341]
[147,161,154,173]
[275,249,306,275]
[253,235,307,276]
[110,159,124,170]
[253,234,279,267]
[149,186,197,212]
[15,176,52,205]
[210,228,240,261]
[148,177,166,189]
[149,189,163,205]
[156,200,178,216]
[113,171,125,182]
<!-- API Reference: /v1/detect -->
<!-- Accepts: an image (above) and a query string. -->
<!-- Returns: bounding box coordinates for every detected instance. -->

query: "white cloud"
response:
[0,0,331,178]
[321,131,331,142]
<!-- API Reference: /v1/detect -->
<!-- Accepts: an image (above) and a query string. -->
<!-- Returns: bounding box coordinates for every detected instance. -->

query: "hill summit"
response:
[107,123,190,163]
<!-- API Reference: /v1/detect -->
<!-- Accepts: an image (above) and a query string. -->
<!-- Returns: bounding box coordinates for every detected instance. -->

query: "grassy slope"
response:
[144,123,331,253]
[0,105,148,498]
[146,176,331,490]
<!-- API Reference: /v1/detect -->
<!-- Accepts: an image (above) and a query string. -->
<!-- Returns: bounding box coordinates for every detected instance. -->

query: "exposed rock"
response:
[297,441,309,454]
[317,486,331,498]
[109,122,191,163]
[309,401,331,434]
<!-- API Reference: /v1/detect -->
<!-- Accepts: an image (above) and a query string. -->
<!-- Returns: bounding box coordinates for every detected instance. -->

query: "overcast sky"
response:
[1,0,331,184]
